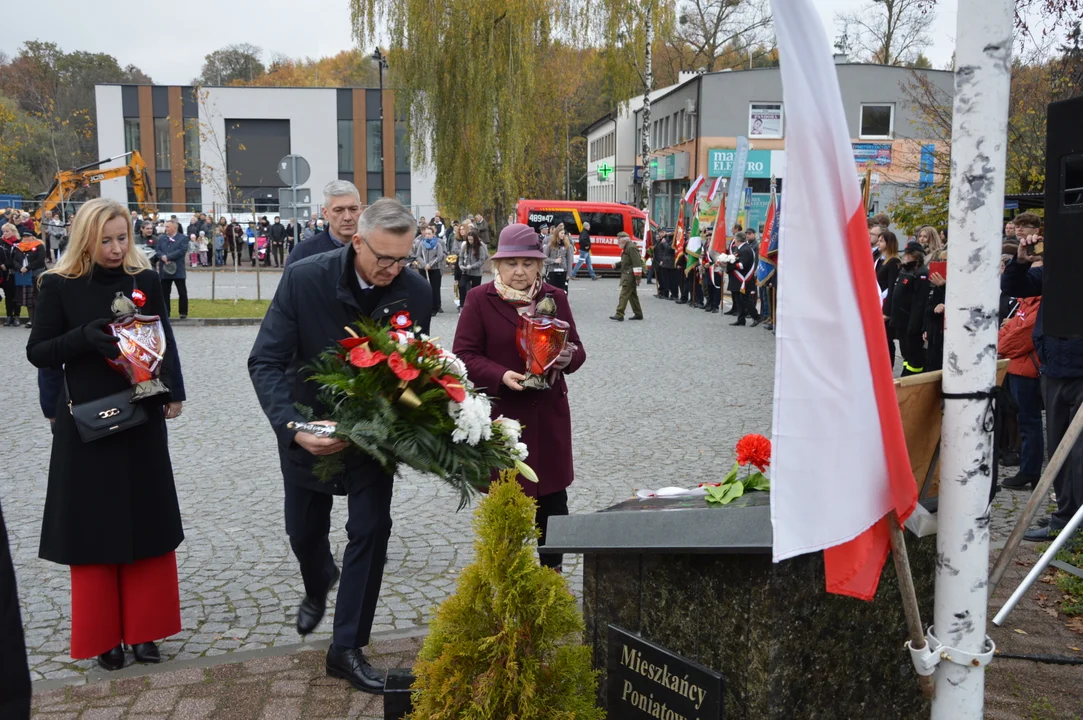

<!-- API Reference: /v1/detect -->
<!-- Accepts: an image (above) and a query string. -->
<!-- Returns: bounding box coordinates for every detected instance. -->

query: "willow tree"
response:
[582,0,676,211]
[350,0,570,220]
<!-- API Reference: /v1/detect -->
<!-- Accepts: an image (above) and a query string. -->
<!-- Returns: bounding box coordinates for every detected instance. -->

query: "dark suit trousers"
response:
[536,490,568,569]
[284,477,394,649]
[1044,376,1083,531]
[0,499,30,719]
[161,279,188,317]
[736,288,759,322]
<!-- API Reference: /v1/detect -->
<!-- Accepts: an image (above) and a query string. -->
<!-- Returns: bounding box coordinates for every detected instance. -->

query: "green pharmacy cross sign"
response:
[597,162,614,181]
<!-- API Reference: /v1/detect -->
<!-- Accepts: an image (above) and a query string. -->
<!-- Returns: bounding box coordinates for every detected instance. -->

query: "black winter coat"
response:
[877,256,902,315]
[888,262,930,337]
[248,245,432,495]
[27,267,186,566]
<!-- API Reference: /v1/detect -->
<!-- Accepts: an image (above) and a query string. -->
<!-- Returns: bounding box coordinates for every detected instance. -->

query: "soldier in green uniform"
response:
[609,232,644,321]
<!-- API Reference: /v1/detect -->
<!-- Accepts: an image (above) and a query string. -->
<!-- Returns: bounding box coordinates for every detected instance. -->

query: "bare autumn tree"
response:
[670,0,773,72]
[835,0,935,65]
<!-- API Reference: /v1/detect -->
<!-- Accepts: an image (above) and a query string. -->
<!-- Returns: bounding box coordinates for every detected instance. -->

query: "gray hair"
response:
[357,198,416,237]
[322,179,360,206]
[583,221,591,230]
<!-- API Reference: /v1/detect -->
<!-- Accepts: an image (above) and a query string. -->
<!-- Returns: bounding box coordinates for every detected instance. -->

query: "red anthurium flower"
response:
[388,352,420,381]
[390,310,412,331]
[349,344,387,368]
[435,374,467,402]
[735,433,772,471]
[338,336,369,350]
[131,289,147,308]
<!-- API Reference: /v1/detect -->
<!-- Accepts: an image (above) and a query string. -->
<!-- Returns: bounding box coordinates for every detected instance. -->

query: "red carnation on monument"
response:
[388,352,420,381]
[735,433,772,472]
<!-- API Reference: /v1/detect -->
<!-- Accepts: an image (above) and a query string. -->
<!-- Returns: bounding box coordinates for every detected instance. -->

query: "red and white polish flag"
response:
[769,0,916,600]
[683,174,706,203]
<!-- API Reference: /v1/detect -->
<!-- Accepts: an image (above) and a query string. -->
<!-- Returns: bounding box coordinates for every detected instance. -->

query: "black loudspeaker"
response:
[1043,94,1083,339]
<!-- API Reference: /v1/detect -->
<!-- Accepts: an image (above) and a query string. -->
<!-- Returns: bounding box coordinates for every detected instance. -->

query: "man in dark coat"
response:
[724,224,744,315]
[249,198,431,694]
[1002,224,1083,541]
[730,229,760,326]
[269,216,288,267]
[285,180,362,269]
[156,220,190,319]
[0,498,30,720]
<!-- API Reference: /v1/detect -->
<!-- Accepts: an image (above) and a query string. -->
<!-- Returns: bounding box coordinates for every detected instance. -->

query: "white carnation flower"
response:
[448,394,493,446]
[512,442,529,461]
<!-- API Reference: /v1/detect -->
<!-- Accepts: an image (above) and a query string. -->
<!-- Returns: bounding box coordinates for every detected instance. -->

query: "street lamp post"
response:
[372,48,389,194]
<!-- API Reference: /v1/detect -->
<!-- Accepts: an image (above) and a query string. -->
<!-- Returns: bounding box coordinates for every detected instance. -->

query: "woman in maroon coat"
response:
[453,224,587,570]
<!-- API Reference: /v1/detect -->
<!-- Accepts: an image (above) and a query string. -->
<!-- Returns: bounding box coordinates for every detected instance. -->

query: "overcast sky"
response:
[3,0,960,85]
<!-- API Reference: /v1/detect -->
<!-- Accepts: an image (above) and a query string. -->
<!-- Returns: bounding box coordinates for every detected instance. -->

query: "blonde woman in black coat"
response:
[26,198,187,671]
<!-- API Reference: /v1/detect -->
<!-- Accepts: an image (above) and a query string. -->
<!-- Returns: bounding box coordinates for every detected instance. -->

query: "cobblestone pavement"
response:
[30,634,425,719]
[4,278,777,682]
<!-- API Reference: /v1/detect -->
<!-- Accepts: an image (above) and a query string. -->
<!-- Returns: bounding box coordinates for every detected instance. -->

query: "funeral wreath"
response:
[298,313,535,508]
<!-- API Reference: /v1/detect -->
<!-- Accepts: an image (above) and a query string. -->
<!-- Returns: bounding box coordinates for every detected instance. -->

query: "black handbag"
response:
[65,373,147,442]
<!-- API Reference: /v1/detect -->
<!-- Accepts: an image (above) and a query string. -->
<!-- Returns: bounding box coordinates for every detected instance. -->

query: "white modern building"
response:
[93,84,437,218]
[584,75,695,205]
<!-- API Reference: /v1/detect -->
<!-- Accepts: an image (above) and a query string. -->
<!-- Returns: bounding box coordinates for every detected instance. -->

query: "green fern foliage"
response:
[408,479,604,720]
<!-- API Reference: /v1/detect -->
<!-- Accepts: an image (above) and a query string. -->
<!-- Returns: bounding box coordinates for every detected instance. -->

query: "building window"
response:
[749,102,784,138]
[186,187,202,212]
[394,120,409,173]
[184,118,200,172]
[124,118,141,156]
[366,120,383,172]
[154,117,171,171]
[156,187,172,213]
[860,103,895,139]
[395,189,411,207]
[367,188,382,205]
[338,120,354,172]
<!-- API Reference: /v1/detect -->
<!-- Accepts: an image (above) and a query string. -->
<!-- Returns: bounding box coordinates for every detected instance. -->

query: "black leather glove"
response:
[83,318,121,359]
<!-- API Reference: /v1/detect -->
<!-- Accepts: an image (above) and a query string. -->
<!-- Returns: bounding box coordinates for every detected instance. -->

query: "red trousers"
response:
[69,551,181,659]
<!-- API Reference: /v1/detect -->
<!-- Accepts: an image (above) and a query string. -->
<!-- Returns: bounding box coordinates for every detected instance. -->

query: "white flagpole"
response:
[931,0,1013,716]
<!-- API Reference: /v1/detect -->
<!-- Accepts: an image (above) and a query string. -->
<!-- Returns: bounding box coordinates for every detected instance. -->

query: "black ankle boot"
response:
[132,641,162,664]
[97,645,125,671]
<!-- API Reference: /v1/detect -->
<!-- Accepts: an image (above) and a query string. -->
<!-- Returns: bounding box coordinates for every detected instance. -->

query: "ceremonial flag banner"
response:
[673,200,687,257]
[707,176,724,202]
[684,174,706,203]
[757,188,778,286]
[769,0,915,601]
[709,195,728,257]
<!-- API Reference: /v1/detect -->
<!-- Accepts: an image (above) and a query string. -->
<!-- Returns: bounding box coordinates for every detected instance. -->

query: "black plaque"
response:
[607,625,723,720]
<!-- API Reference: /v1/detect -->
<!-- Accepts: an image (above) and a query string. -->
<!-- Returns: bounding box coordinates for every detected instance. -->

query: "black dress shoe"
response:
[629,315,643,320]
[609,315,624,321]
[132,641,161,664]
[1001,472,1039,490]
[723,309,738,316]
[750,317,764,327]
[97,645,125,671]
[326,646,385,694]
[710,308,720,314]
[730,320,746,326]
[296,564,341,636]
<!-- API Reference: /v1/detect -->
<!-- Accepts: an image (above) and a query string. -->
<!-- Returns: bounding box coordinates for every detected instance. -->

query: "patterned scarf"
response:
[493,274,543,313]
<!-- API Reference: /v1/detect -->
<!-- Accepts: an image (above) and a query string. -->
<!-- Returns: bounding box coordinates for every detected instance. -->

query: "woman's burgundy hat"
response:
[491,223,547,260]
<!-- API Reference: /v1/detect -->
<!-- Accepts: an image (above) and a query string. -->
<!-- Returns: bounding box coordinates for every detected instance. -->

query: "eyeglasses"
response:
[360,234,414,268]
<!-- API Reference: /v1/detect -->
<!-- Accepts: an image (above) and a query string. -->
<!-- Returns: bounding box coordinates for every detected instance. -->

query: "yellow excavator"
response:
[33,151,156,223]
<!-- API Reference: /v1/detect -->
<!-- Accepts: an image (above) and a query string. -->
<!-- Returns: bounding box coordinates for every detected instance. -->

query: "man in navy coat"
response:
[249,198,430,694]
[156,219,190,319]
[285,180,362,269]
